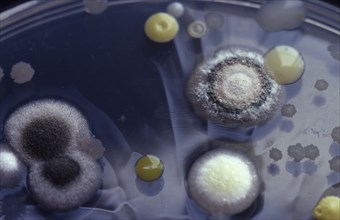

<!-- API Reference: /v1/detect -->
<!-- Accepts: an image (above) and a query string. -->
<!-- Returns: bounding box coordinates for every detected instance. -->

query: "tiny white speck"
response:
[167,2,184,18]
[0,151,19,171]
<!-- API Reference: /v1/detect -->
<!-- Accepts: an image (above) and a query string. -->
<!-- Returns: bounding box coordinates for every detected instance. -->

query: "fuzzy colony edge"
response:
[0,1,339,220]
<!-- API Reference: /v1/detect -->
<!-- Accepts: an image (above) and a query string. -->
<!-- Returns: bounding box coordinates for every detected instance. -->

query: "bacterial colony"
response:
[0,1,339,220]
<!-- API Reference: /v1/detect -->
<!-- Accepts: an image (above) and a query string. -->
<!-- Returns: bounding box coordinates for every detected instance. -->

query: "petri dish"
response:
[0,0,339,219]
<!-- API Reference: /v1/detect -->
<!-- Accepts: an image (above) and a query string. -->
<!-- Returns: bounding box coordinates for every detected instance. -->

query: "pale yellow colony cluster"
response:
[313,196,340,220]
[264,45,305,85]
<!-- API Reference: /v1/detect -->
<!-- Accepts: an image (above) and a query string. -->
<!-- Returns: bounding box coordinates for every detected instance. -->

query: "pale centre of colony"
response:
[197,154,252,200]
[223,72,254,98]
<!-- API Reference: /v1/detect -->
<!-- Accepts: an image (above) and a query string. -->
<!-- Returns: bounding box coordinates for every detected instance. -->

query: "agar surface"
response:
[0,0,339,219]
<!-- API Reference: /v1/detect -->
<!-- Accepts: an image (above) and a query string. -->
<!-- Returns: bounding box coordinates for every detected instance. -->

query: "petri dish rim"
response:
[0,0,339,219]
[0,0,339,43]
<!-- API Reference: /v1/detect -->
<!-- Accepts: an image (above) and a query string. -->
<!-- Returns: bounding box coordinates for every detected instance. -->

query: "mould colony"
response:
[141,1,338,219]
[2,99,104,212]
[0,0,339,219]
[187,148,260,215]
[187,49,282,127]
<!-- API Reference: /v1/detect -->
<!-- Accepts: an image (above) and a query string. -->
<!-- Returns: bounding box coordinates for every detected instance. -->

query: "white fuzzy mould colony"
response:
[187,148,260,215]
[256,0,306,32]
[187,21,207,38]
[0,151,18,171]
[83,0,108,15]
[4,99,91,165]
[27,151,102,212]
[10,61,35,84]
[0,145,24,188]
[166,2,184,18]
[187,49,281,127]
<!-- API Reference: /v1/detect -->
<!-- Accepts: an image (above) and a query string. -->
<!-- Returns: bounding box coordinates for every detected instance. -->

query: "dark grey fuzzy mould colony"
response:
[187,49,282,127]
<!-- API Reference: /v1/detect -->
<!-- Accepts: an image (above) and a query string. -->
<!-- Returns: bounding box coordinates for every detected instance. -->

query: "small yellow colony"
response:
[264,45,305,85]
[144,12,179,43]
[313,196,340,220]
[135,155,164,181]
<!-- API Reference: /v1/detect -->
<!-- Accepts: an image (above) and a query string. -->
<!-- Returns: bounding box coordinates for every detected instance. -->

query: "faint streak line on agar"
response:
[0,7,84,42]
[304,18,340,35]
